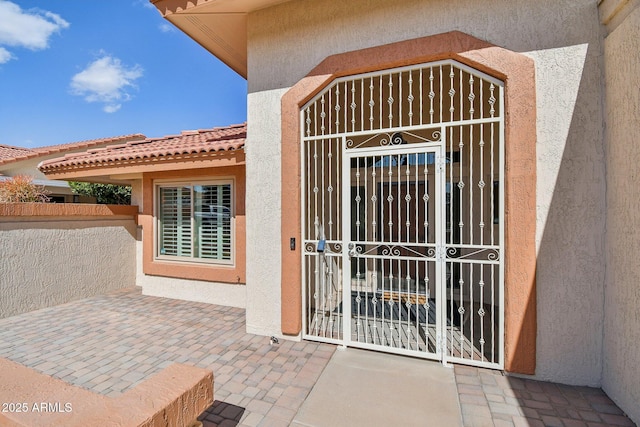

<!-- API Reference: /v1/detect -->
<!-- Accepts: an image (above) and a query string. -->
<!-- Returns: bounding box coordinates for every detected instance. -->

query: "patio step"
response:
[0,357,213,427]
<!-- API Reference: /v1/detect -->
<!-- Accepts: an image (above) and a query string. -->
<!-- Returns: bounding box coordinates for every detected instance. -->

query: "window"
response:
[156,180,233,264]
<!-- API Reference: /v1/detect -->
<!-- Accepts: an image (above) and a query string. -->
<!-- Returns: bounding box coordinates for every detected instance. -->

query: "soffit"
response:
[151,0,292,78]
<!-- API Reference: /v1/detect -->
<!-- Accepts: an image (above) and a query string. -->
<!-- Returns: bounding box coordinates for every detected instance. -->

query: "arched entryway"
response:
[281,31,537,374]
[300,60,504,368]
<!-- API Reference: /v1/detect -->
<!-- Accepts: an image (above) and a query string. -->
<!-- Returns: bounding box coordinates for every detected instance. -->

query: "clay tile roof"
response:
[0,144,34,161]
[0,134,146,167]
[39,123,246,173]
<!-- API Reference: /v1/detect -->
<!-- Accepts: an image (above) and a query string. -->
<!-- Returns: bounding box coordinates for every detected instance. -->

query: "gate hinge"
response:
[436,332,445,354]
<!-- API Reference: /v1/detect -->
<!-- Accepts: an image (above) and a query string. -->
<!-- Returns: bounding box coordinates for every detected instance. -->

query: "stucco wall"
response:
[139,275,246,308]
[0,205,137,319]
[602,3,640,424]
[532,41,605,386]
[246,0,606,385]
[245,90,286,336]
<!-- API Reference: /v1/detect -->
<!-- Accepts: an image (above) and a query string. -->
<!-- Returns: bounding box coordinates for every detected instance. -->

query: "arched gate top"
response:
[301,60,504,139]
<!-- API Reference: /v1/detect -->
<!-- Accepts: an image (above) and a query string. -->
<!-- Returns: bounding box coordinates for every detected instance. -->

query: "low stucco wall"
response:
[602,3,640,424]
[0,204,137,319]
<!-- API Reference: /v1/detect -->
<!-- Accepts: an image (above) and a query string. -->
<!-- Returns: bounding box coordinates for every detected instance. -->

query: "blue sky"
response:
[0,0,247,148]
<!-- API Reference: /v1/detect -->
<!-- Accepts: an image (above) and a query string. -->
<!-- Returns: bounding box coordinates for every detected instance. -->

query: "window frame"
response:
[153,178,235,266]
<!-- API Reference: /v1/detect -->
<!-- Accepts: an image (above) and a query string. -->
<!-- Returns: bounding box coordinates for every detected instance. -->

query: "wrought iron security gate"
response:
[301,60,504,369]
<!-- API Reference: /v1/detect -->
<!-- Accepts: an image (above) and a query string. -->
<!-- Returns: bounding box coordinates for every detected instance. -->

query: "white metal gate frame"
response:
[341,143,444,362]
[300,59,505,370]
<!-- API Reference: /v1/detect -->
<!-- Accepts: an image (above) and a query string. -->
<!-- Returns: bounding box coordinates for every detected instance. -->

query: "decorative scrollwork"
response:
[444,246,500,262]
[345,128,441,150]
[381,246,401,257]
[391,132,406,145]
[304,241,343,255]
[353,243,437,259]
[378,133,392,147]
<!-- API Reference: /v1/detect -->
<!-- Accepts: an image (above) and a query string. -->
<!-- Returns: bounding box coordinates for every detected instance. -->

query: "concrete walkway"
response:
[0,288,635,427]
[292,348,462,427]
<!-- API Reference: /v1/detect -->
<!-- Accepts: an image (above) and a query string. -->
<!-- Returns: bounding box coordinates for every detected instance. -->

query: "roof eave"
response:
[150,0,292,79]
[41,150,246,182]
[0,134,146,168]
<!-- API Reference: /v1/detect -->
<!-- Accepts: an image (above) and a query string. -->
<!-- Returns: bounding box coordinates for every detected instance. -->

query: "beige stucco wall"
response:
[246,0,606,385]
[602,3,640,424]
[138,275,246,308]
[0,216,137,319]
[245,89,287,337]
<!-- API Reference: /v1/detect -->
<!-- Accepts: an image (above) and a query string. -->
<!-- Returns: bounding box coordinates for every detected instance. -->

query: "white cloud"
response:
[135,0,156,10]
[103,103,122,114]
[0,1,69,58]
[159,23,174,33]
[70,55,144,114]
[0,46,13,63]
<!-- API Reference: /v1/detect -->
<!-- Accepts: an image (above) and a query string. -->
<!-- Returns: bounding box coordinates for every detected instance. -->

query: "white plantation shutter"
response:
[158,186,192,257]
[157,181,233,263]
[196,184,232,260]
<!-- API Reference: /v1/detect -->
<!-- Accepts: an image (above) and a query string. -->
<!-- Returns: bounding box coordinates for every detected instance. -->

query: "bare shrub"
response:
[0,175,50,203]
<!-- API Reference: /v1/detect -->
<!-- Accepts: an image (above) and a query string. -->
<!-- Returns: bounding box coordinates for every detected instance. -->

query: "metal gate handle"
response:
[347,243,358,258]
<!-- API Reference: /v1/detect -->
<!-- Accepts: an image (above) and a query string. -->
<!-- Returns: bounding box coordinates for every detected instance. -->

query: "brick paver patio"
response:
[0,287,635,427]
[454,366,636,427]
[0,288,334,427]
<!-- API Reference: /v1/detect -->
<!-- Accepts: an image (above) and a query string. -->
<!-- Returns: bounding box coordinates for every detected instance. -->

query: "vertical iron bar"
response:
[336,139,341,248]
[372,155,379,342]
[321,94,326,136]
[328,85,333,135]
[420,67,424,125]
[344,81,347,134]
[369,77,374,131]
[356,158,362,342]
[399,71,403,128]
[364,156,370,344]
[379,75,383,130]
[440,65,443,125]
[359,79,363,133]
[459,125,464,358]
[448,126,454,359]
